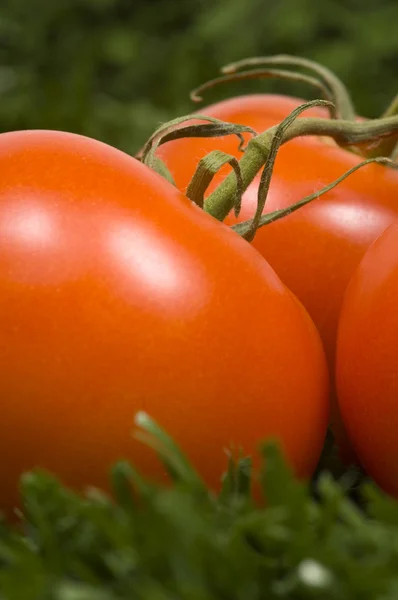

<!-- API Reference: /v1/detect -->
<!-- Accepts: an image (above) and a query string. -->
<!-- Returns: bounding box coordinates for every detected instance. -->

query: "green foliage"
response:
[0,0,397,154]
[0,414,398,599]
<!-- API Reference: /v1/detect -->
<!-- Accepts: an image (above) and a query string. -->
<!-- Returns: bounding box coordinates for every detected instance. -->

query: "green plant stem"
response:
[221,54,356,121]
[365,94,398,158]
[204,115,398,220]
[382,93,398,118]
[191,68,337,118]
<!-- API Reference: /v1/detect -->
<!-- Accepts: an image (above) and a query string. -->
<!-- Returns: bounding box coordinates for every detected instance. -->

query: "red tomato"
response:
[159,94,398,462]
[336,220,398,497]
[0,130,329,514]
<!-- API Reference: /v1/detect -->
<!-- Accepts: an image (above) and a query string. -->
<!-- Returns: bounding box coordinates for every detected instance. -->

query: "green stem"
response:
[381,93,398,118]
[186,150,244,212]
[191,68,337,118]
[221,54,356,121]
[204,114,398,221]
[366,93,398,158]
[232,157,397,238]
[204,131,271,220]
[140,114,255,167]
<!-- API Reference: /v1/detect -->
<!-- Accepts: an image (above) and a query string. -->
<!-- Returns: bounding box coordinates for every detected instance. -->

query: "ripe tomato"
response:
[159,94,398,462]
[0,130,329,514]
[336,220,398,497]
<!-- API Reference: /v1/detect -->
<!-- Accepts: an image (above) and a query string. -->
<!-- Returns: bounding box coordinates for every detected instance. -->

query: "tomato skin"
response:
[159,94,398,462]
[0,130,329,513]
[336,220,398,497]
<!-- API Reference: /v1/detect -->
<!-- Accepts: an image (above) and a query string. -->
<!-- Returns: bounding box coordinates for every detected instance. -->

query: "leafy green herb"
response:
[1,413,397,599]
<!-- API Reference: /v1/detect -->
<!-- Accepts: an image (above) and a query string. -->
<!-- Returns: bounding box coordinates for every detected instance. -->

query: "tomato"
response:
[336,220,398,497]
[159,94,398,462]
[0,130,329,513]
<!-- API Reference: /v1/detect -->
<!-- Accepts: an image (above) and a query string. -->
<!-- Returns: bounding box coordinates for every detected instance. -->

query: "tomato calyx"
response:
[202,104,398,230]
[186,150,244,214]
[202,98,332,224]
[137,113,256,191]
[138,79,398,242]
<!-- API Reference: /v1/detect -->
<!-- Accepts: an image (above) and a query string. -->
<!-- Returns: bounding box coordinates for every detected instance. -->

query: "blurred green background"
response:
[0,0,397,155]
